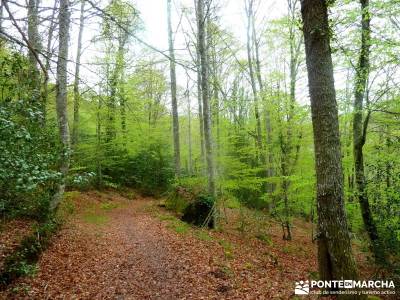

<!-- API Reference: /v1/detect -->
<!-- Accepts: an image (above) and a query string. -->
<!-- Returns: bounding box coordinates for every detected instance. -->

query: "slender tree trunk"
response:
[251,13,274,186]
[279,0,302,240]
[167,0,181,177]
[72,0,85,148]
[51,0,71,211]
[353,0,384,263]
[301,1,364,298]
[120,69,127,146]
[42,0,58,122]
[96,95,103,188]
[0,2,3,33]
[116,37,128,145]
[197,0,216,201]
[187,88,193,175]
[195,24,205,168]
[245,0,263,163]
[27,0,41,84]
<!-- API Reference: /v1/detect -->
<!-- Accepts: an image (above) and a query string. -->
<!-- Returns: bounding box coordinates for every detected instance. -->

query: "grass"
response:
[100,202,119,211]
[156,212,191,234]
[83,213,108,225]
[156,213,176,222]
[167,219,190,234]
[11,283,31,295]
[165,194,188,214]
[225,197,241,209]
[255,233,273,246]
[218,239,234,259]
[194,230,213,241]
[63,191,81,200]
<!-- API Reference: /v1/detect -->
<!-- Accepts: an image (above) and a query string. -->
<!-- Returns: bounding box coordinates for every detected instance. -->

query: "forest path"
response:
[1,190,323,299]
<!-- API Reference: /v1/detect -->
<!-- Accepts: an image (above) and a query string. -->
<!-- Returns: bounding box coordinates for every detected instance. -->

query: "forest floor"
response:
[0,190,383,299]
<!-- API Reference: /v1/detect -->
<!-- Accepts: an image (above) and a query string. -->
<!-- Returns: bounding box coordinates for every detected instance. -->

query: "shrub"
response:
[181,194,215,228]
[0,99,61,220]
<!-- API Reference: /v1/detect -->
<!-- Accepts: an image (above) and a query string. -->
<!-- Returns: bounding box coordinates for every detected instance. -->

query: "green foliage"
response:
[181,193,215,228]
[0,47,60,220]
[127,142,174,195]
[67,171,97,191]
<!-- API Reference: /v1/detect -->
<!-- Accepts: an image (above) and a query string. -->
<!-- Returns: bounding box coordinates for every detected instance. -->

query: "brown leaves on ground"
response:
[0,219,35,271]
[0,191,379,299]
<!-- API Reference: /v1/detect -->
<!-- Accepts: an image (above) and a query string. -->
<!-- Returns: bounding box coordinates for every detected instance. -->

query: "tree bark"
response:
[197,0,216,201]
[51,0,71,211]
[167,0,181,177]
[27,0,41,80]
[245,0,263,164]
[42,0,58,122]
[196,47,206,167]
[72,0,85,148]
[251,11,274,185]
[301,1,363,297]
[353,0,384,263]
[186,87,193,175]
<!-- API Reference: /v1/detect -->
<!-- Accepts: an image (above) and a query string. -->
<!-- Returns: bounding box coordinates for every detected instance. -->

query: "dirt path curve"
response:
[1,190,318,299]
[1,192,235,299]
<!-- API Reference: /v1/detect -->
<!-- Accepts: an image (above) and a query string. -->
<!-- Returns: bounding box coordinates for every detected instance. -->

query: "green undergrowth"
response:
[156,212,216,241]
[100,202,119,211]
[0,218,61,287]
[0,192,79,287]
[81,197,120,226]
[83,213,109,225]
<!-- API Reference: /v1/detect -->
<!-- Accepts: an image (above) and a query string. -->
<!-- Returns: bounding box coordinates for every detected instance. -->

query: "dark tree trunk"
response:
[301,1,364,298]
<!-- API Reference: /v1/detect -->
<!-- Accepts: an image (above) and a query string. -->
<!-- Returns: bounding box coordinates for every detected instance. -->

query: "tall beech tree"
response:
[52,0,71,210]
[300,0,363,295]
[197,0,216,200]
[72,0,85,148]
[245,0,264,164]
[27,0,41,92]
[167,0,181,177]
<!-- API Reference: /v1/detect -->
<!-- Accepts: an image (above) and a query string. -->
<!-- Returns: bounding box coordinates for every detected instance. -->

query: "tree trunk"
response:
[251,12,274,187]
[187,88,193,175]
[27,0,41,80]
[96,96,103,188]
[42,0,58,122]
[245,0,263,164]
[51,0,71,211]
[300,1,363,298]
[353,0,384,263]
[193,15,206,169]
[0,2,3,32]
[72,0,85,148]
[197,0,216,201]
[167,0,181,177]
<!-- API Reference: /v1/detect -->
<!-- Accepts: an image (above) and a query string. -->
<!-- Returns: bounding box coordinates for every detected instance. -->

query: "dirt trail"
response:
[1,191,323,299]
